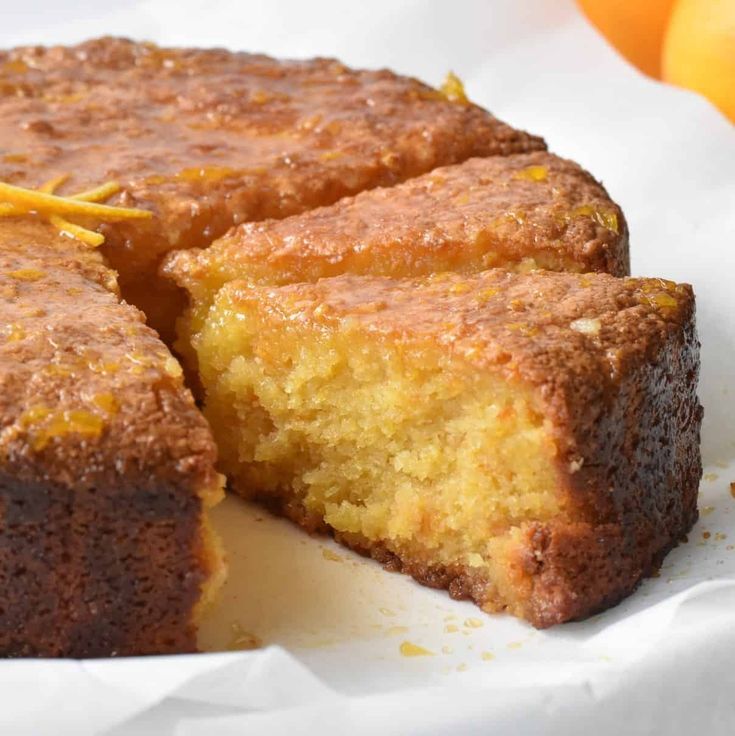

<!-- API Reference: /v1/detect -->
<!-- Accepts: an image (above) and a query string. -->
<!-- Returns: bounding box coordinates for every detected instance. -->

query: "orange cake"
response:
[192,270,701,626]
[166,151,628,368]
[0,37,543,342]
[0,219,224,656]
[0,37,702,652]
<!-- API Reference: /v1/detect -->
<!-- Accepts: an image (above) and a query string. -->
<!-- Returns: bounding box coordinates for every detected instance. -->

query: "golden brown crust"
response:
[221,269,701,625]
[166,151,628,300]
[0,219,223,656]
[0,37,701,640]
[0,37,544,340]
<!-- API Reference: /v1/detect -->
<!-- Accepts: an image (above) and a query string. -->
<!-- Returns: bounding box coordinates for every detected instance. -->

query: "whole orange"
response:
[663,0,735,122]
[576,0,677,77]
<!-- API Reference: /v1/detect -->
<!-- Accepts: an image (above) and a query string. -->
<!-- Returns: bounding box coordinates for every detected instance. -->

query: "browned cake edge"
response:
[0,224,226,658]
[0,471,223,657]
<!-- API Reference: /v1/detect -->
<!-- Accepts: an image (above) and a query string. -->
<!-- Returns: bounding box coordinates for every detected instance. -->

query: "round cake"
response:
[0,38,700,656]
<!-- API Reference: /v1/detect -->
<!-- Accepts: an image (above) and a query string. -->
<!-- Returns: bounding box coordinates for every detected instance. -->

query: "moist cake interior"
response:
[199,284,560,597]
[190,270,700,625]
[198,283,563,620]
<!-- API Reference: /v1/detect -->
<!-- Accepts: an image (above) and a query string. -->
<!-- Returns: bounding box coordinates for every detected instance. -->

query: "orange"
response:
[663,0,735,122]
[576,0,677,77]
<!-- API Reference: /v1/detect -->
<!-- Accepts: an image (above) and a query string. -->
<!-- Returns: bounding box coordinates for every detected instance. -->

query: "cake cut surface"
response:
[194,269,701,626]
[0,219,224,656]
[0,37,544,341]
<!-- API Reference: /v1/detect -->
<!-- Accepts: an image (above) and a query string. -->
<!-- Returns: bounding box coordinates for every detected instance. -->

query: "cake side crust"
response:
[0,220,225,657]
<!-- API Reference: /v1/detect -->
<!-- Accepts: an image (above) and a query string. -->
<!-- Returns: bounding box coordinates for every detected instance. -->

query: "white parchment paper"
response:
[0,1,733,733]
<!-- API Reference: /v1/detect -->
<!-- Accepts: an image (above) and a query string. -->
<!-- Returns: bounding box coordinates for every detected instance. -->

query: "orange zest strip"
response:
[70,181,122,203]
[40,176,108,246]
[0,181,152,221]
[48,215,105,247]
[39,174,71,194]
[0,176,151,248]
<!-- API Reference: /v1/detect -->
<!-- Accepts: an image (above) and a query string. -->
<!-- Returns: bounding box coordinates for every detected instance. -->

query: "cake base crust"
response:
[254,491,698,628]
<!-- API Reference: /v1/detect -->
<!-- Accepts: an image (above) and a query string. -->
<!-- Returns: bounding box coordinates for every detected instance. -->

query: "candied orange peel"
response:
[0,176,152,247]
[439,71,469,104]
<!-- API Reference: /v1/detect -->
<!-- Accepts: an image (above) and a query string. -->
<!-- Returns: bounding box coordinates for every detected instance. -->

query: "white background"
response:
[0,2,734,734]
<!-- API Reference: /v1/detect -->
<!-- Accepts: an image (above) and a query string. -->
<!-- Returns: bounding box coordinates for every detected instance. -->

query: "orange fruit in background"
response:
[663,0,735,122]
[576,0,677,77]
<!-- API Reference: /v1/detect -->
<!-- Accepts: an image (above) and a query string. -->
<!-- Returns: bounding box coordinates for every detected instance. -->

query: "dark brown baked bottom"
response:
[0,473,207,657]
[0,222,223,658]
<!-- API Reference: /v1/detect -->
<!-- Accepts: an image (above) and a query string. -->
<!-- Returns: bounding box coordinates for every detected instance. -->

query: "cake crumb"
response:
[227,622,262,651]
[730,481,735,498]
[456,663,468,672]
[702,531,711,540]
[481,651,495,661]
[507,641,523,650]
[386,626,409,636]
[321,548,342,562]
[464,617,484,628]
[704,473,718,482]
[569,317,601,335]
[399,641,433,657]
[701,505,715,516]
[445,624,459,633]
[379,607,396,617]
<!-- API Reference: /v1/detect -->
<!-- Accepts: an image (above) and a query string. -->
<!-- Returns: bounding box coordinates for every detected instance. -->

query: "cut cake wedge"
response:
[166,151,629,362]
[193,269,701,626]
[0,220,224,656]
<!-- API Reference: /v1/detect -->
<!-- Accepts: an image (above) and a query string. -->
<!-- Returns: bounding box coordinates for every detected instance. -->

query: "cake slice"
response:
[0,220,224,656]
[0,37,544,341]
[193,269,701,626]
[165,151,628,367]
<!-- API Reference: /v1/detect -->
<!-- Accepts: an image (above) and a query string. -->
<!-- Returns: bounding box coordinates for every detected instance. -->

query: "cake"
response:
[192,270,701,626]
[0,37,702,654]
[166,151,629,371]
[0,37,545,656]
[0,219,224,656]
[0,37,543,343]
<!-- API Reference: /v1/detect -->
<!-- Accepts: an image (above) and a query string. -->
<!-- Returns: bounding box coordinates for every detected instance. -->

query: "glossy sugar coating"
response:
[167,151,628,308]
[0,37,544,340]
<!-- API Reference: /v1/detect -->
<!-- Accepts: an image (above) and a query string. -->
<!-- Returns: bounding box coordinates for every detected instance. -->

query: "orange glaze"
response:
[0,37,544,341]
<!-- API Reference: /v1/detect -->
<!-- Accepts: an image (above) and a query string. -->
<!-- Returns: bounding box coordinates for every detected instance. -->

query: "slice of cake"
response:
[0,220,224,656]
[165,151,628,368]
[0,37,544,341]
[168,151,628,299]
[193,269,701,626]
